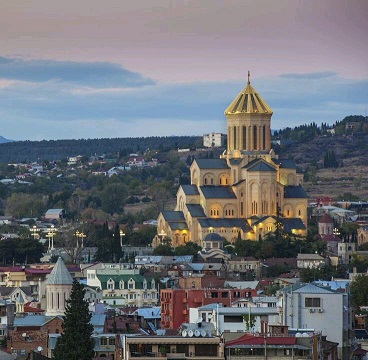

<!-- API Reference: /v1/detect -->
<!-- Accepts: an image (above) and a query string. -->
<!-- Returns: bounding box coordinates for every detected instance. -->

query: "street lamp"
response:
[333,227,340,238]
[46,224,56,250]
[31,225,39,240]
[75,230,86,248]
[119,230,125,248]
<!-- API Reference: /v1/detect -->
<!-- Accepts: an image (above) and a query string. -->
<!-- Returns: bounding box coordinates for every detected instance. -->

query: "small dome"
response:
[203,233,224,242]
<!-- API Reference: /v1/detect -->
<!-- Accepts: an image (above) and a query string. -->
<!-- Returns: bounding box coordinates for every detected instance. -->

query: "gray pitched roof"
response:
[161,211,185,222]
[203,233,224,242]
[284,185,308,198]
[198,218,253,232]
[243,159,276,172]
[46,257,73,285]
[200,186,237,199]
[186,204,206,217]
[280,282,336,294]
[169,221,189,230]
[181,185,200,196]
[194,159,229,169]
[280,218,306,232]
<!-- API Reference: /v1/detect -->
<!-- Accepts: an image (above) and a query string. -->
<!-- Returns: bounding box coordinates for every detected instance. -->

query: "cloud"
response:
[0,64,367,140]
[278,71,337,80]
[0,56,155,88]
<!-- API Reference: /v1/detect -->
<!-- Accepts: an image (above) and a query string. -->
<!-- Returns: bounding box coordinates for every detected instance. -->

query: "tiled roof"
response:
[194,159,229,169]
[280,218,306,232]
[186,204,206,217]
[198,218,253,232]
[226,333,296,348]
[161,211,185,222]
[45,257,73,285]
[200,186,237,199]
[180,185,200,196]
[319,213,334,224]
[272,158,297,169]
[279,282,336,294]
[96,274,154,290]
[168,221,188,230]
[203,233,224,242]
[284,185,308,198]
[246,160,276,172]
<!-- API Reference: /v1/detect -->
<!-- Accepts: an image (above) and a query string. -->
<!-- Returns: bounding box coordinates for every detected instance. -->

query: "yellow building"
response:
[153,74,308,248]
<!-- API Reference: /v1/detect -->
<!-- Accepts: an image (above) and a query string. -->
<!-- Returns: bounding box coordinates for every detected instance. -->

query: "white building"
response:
[86,263,158,307]
[203,132,226,148]
[278,282,353,359]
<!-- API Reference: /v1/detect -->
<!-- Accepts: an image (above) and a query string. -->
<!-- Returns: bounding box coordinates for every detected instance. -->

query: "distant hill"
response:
[0,136,202,163]
[0,135,12,144]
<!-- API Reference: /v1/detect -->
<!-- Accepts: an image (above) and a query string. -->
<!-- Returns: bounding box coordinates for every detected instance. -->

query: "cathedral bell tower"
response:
[224,72,273,156]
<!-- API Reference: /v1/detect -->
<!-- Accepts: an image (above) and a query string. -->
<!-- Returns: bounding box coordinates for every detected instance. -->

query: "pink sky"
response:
[1,0,367,83]
[0,0,367,141]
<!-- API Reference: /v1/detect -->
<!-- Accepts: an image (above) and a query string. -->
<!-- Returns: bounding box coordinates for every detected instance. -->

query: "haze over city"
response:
[0,0,367,141]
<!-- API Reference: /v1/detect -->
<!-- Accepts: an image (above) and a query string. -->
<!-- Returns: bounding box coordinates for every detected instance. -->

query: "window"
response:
[109,338,115,345]
[107,279,114,290]
[101,338,108,345]
[305,297,321,307]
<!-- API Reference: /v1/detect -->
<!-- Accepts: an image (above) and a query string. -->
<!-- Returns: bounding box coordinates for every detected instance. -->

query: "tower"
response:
[225,71,272,155]
[45,257,73,316]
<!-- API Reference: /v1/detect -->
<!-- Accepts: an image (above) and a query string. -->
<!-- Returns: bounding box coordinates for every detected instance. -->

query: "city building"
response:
[278,282,353,359]
[203,132,226,148]
[87,263,158,307]
[153,74,307,247]
[160,287,258,330]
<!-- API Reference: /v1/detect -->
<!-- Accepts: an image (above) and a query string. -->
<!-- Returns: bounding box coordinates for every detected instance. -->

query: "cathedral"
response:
[153,73,308,248]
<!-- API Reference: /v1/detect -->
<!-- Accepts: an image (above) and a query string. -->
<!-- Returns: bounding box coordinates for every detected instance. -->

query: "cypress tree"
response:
[53,279,95,360]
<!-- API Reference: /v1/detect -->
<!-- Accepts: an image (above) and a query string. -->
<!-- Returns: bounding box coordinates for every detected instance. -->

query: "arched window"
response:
[107,278,114,290]
[253,125,257,149]
[242,126,247,149]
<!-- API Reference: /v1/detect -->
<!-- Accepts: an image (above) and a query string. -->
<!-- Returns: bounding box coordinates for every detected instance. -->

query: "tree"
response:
[350,275,368,311]
[53,279,95,360]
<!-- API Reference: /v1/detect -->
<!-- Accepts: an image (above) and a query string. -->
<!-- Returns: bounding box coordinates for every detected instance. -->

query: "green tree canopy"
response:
[350,274,368,311]
[53,279,95,360]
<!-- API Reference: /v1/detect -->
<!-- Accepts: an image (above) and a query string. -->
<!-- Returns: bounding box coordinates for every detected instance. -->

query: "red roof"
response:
[226,334,296,347]
[319,213,334,224]
[0,267,23,272]
[322,234,340,242]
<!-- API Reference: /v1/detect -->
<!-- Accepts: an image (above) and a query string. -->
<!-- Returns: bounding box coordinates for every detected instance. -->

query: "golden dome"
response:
[225,71,273,115]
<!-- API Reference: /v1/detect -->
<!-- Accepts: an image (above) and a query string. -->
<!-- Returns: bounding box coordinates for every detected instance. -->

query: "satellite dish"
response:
[22,333,27,338]
[194,330,200,337]
[295,332,302,338]
[302,332,309,337]
[182,329,188,337]
[200,329,207,337]
[37,346,43,352]
[188,330,194,337]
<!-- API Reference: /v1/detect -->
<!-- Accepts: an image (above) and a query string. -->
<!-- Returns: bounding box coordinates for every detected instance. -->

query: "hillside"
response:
[277,132,368,201]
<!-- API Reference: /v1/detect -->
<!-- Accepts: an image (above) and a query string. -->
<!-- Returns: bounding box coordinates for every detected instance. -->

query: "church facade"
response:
[153,74,308,248]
